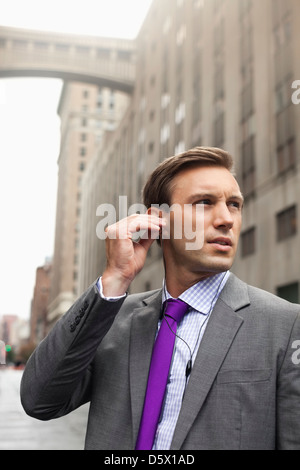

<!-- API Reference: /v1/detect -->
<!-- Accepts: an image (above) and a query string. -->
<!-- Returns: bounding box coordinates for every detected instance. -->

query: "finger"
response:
[107,215,165,240]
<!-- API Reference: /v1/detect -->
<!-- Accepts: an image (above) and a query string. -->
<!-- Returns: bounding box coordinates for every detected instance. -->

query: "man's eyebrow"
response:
[188,192,217,201]
[188,192,244,204]
[230,194,244,203]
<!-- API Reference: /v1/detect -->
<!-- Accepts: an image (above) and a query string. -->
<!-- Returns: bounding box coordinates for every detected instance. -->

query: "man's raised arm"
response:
[20,214,164,420]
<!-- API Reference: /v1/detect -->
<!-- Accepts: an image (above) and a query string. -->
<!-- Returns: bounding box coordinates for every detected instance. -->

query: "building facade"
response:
[47,81,129,329]
[77,0,300,303]
[29,262,51,345]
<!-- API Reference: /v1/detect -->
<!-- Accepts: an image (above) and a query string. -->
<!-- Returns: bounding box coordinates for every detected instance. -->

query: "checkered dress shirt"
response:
[152,271,230,450]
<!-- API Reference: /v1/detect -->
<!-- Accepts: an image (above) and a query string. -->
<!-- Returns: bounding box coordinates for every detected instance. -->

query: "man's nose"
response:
[213,203,234,229]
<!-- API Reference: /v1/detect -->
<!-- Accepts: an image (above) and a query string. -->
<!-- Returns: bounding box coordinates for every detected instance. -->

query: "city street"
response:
[0,368,90,450]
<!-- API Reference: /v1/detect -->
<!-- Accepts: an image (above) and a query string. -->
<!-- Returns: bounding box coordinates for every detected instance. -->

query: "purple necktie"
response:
[135,298,189,450]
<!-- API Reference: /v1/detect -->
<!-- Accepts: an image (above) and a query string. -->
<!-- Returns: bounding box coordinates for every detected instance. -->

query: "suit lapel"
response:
[170,274,249,450]
[129,289,162,445]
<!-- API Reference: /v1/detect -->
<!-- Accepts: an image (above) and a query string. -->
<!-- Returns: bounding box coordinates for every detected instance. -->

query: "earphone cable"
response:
[160,233,227,378]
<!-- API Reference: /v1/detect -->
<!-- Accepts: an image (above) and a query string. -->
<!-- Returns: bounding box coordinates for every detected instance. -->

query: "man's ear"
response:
[147,206,160,217]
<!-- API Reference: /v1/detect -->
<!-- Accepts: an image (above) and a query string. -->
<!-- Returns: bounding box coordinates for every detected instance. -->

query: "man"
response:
[21,147,300,450]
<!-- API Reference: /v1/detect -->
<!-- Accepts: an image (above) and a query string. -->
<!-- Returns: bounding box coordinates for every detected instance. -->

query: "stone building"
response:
[47,81,129,329]
[78,0,300,302]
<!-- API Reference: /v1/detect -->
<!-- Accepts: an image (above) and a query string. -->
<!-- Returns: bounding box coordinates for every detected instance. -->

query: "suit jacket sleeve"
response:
[277,312,300,449]
[20,281,126,420]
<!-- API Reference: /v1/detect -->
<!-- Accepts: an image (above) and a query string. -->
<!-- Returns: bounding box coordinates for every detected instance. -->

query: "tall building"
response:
[0,315,18,347]
[47,82,129,329]
[77,0,300,303]
[29,262,51,345]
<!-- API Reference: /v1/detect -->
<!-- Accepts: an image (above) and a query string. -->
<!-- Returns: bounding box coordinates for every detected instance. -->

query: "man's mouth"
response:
[208,237,232,251]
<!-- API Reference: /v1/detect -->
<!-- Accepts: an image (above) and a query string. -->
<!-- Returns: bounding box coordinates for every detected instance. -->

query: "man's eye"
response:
[229,201,240,209]
[197,199,211,205]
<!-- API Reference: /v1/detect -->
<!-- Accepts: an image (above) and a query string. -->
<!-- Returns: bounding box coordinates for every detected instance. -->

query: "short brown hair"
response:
[143,146,234,208]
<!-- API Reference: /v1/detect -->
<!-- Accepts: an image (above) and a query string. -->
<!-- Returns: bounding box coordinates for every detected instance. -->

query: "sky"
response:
[0,0,153,319]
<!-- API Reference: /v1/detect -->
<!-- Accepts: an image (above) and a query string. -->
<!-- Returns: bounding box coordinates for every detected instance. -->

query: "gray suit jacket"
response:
[21,274,300,450]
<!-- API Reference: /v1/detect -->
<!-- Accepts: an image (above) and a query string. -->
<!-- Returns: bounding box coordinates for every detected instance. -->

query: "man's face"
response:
[163,165,243,279]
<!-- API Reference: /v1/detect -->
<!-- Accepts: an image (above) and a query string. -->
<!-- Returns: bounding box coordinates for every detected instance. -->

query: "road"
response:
[0,368,90,450]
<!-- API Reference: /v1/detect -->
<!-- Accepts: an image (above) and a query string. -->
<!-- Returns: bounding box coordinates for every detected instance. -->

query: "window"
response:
[80,147,86,157]
[214,62,224,100]
[175,102,186,125]
[275,82,288,114]
[176,24,186,46]
[241,135,256,195]
[117,50,132,61]
[273,16,292,52]
[175,141,185,155]
[55,43,69,53]
[214,112,224,148]
[239,0,252,17]
[97,48,110,59]
[277,282,299,303]
[13,39,27,49]
[194,0,204,8]
[145,281,151,291]
[163,16,172,35]
[148,142,155,154]
[214,18,224,55]
[109,91,115,110]
[160,123,170,145]
[277,205,297,241]
[241,227,256,257]
[34,41,47,50]
[241,82,254,122]
[76,46,90,55]
[277,137,296,173]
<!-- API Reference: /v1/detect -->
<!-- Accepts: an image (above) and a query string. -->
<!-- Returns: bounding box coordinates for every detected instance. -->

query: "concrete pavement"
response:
[0,368,90,450]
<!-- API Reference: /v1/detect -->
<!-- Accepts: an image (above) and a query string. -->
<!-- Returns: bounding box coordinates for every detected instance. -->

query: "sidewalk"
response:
[0,368,89,450]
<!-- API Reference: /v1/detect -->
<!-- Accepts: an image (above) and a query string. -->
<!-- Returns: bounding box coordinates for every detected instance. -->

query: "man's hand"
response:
[102,214,165,297]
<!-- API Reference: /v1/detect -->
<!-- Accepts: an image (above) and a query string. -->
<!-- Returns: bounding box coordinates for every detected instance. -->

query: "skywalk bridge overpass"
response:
[0,26,136,93]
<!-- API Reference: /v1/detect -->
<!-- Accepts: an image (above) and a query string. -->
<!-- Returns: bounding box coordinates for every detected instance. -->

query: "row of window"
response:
[0,37,133,62]
[241,204,297,258]
[241,125,296,198]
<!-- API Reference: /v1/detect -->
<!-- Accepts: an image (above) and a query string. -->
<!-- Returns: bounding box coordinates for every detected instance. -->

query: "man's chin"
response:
[190,255,233,275]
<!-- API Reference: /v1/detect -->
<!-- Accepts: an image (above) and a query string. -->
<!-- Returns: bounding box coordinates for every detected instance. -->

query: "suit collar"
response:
[219,272,250,311]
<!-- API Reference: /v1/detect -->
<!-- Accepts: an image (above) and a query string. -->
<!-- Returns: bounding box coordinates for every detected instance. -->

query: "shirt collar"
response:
[162,271,230,315]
